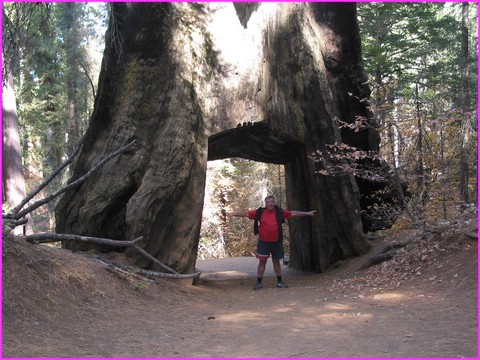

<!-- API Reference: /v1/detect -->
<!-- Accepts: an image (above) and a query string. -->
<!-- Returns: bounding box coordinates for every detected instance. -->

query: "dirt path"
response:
[2,227,477,358]
[193,257,476,358]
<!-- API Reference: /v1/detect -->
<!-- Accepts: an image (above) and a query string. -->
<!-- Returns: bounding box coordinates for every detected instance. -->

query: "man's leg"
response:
[253,259,267,290]
[254,240,269,290]
[272,258,288,288]
[272,258,282,277]
[258,259,267,278]
[271,241,288,288]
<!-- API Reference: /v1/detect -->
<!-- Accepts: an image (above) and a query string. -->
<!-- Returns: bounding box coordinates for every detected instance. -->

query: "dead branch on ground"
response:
[11,140,83,216]
[24,233,201,280]
[25,233,144,248]
[6,140,138,223]
[86,253,201,280]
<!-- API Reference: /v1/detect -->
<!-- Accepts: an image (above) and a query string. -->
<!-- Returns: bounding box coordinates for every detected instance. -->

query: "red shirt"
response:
[248,208,292,242]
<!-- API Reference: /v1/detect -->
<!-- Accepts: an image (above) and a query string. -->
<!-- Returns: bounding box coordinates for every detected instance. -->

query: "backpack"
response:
[253,205,285,241]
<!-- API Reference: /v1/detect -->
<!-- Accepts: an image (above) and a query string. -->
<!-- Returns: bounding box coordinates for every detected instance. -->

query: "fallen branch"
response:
[134,267,200,280]
[24,232,201,280]
[25,233,143,247]
[111,263,200,280]
[131,244,178,274]
[88,254,200,280]
[11,140,83,215]
[3,218,28,230]
[10,139,138,221]
[105,264,155,284]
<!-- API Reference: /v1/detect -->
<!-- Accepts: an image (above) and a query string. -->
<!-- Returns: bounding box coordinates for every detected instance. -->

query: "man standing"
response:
[227,195,316,290]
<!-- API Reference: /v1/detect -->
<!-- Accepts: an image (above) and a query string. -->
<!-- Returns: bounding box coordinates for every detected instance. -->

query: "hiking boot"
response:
[277,281,288,288]
[253,281,263,290]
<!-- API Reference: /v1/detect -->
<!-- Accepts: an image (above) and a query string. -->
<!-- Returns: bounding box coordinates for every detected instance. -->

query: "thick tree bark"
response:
[258,3,375,271]
[56,3,208,273]
[56,3,380,273]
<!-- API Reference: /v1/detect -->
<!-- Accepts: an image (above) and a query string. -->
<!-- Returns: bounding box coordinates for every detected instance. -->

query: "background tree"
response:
[459,2,472,203]
[358,2,477,221]
[2,3,51,234]
[2,3,107,232]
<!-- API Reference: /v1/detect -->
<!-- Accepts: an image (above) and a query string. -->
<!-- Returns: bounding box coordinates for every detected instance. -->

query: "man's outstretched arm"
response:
[226,211,249,217]
[290,210,317,217]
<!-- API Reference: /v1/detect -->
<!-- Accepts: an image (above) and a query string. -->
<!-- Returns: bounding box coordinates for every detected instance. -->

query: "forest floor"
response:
[2,210,478,358]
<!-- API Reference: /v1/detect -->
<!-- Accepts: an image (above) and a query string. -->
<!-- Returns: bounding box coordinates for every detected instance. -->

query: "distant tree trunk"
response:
[2,70,28,235]
[63,2,82,154]
[56,3,381,273]
[459,2,470,203]
[414,82,427,205]
[2,7,25,228]
[2,3,49,235]
[439,116,447,219]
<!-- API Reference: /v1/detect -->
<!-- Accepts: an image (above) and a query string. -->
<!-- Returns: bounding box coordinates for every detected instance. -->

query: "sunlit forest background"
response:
[2,2,477,259]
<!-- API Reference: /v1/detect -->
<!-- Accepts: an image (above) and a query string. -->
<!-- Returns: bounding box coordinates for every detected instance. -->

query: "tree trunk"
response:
[2,70,29,235]
[459,2,470,203]
[56,3,381,273]
[56,3,208,273]
[415,82,427,205]
[63,2,82,155]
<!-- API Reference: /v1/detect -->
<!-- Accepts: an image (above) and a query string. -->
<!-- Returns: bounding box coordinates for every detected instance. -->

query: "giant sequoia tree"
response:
[56,2,383,273]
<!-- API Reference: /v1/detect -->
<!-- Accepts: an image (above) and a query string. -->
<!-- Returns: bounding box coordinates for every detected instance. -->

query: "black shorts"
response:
[255,240,284,261]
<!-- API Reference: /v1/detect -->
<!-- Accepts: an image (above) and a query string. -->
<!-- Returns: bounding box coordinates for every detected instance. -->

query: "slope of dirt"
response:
[2,212,477,358]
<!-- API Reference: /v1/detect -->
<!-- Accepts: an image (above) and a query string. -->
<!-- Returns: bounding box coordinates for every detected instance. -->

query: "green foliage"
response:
[357,2,478,220]
[3,2,107,231]
[8,3,107,183]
